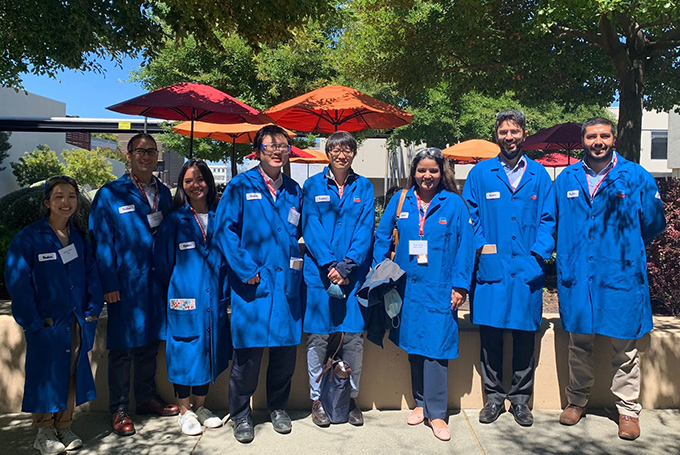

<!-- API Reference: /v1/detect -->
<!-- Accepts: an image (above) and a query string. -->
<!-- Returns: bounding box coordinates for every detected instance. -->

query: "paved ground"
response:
[2,408,679,455]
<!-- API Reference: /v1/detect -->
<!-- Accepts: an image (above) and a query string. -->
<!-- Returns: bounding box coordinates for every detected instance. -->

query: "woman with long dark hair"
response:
[373,148,474,441]
[154,159,231,436]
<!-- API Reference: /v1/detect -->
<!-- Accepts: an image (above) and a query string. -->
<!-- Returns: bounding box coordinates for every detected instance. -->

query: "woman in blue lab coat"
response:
[374,148,474,441]
[154,159,231,436]
[5,175,104,454]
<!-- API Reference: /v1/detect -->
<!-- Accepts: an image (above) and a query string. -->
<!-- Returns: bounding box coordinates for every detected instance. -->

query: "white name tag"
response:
[399,212,409,219]
[246,192,262,200]
[288,207,300,226]
[118,204,135,214]
[290,257,304,270]
[147,211,163,228]
[58,244,78,264]
[409,240,428,256]
[38,252,57,262]
[567,190,579,199]
[179,241,196,250]
[486,192,501,200]
[315,195,331,203]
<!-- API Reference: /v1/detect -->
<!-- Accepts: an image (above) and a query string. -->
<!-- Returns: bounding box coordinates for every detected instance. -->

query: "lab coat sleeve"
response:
[83,234,105,319]
[152,216,176,339]
[214,181,260,283]
[639,169,666,245]
[373,192,400,264]
[301,180,336,267]
[451,199,475,291]
[462,170,487,251]
[530,170,556,260]
[5,233,44,334]
[344,182,375,266]
[88,187,121,294]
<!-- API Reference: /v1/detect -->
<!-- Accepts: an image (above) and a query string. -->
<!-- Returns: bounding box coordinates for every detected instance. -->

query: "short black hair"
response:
[127,133,157,152]
[252,125,292,152]
[581,117,616,138]
[325,131,357,154]
[495,110,526,132]
[173,159,218,210]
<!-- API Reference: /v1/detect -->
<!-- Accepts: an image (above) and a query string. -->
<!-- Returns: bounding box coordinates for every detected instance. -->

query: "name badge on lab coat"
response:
[486,192,501,200]
[288,207,300,226]
[58,244,78,264]
[290,257,304,270]
[399,212,409,219]
[118,204,135,214]
[315,195,331,203]
[147,211,163,228]
[246,192,262,200]
[38,252,57,262]
[567,190,579,199]
[179,241,196,250]
[409,240,428,256]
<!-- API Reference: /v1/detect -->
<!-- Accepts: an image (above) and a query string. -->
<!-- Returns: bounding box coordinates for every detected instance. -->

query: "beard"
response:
[501,146,522,161]
[585,145,614,163]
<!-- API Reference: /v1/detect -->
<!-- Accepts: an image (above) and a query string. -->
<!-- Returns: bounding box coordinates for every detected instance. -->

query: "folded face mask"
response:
[327,283,347,299]
[384,288,402,319]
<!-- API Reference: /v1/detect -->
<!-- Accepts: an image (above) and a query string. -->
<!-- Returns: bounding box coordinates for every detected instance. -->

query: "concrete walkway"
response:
[2,408,679,455]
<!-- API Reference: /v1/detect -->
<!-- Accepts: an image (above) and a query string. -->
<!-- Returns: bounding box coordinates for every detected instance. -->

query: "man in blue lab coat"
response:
[463,110,555,427]
[555,117,665,440]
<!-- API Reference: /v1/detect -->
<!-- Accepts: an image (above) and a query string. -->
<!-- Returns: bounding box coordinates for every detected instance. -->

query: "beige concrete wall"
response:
[1,306,678,413]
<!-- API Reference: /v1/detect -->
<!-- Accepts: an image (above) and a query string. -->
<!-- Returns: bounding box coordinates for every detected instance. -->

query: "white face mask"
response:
[384,288,403,319]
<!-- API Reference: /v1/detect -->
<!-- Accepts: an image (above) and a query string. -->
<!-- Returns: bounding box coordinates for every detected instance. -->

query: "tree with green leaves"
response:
[11,145,66,187]
[340,0,680,163]
[0,131,10,172]
[62,148,116,189]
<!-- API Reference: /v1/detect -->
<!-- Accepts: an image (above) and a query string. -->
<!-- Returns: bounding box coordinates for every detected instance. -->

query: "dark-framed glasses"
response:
[328,147,355,157]
[260,143,291,155]
[130,148,159,158]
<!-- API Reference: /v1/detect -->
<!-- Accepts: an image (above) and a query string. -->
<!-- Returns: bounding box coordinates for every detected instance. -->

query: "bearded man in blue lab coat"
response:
[214,125,303,444]
[89,133,179,437]
[463,110,555,427]
[554,117,665,441]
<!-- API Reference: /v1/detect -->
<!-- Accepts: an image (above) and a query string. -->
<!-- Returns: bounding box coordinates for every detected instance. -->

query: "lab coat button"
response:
[511,273,516,278]
[276,267,282,272]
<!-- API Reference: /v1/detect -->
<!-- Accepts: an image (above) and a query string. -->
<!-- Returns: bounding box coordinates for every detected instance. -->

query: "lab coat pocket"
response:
[82,318,99,352]
[168,300,200,340]
[556,254,577,288]
[523,256,544,285]
[285,268,303,301]
[477,253,503,283]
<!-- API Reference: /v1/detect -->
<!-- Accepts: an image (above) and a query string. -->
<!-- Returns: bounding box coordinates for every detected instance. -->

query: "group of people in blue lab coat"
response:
[4,112,666,452]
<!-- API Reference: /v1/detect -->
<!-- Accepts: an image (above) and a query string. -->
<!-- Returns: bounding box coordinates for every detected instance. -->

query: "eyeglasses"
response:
[130,148,159,158]
[328,148,355,157]
[260,143,291,155]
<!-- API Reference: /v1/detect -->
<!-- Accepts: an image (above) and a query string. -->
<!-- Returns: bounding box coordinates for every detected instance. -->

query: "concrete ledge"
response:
[1,301,679,413]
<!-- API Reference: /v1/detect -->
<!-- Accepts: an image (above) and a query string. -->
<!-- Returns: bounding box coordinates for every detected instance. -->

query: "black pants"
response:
[229,346,297,421]
[173,383,210,400]
[408,354,449,420]
[108,340,159,413]
[479,325,536,406]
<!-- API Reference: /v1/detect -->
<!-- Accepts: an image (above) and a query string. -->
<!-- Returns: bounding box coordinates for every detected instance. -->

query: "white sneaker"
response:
[34,427,66,455]
[195,406,223,428]
[178,411,202,436]
[56,427,82,451]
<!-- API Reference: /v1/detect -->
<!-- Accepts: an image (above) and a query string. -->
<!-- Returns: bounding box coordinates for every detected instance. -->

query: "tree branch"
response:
[550,25,602,46]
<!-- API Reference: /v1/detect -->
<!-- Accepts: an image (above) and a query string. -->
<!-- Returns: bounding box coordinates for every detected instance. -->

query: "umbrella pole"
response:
[189,119,195,159]
[231,138,237,178]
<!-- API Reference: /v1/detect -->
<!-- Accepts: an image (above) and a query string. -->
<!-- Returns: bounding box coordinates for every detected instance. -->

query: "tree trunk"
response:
[616,76,643,163]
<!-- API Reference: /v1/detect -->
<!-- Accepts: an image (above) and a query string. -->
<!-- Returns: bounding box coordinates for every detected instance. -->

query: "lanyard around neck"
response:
[190,206,207,243]
[589,154,618,200]
[258,167,278,199]
[415,192,429,238]
[130,172,158,212]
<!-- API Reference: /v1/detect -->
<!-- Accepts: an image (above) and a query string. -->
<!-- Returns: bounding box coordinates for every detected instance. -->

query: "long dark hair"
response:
[41,175,81,217]
[173,159,218,210]
[406,148,459,195]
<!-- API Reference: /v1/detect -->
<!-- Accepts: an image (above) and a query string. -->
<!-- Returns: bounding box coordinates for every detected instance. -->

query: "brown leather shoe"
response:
[311,400,330,427]
[618,415,640,440]
[348,398,364,426]
[112,408,136,436]
[136,396,180,416]
[559,404,586,425]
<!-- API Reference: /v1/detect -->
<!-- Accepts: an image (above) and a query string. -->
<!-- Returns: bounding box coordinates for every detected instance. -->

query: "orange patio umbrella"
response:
[289,149,329,164]
[264,85,414,133]
[173,121,296,176]
[442,139,500,162]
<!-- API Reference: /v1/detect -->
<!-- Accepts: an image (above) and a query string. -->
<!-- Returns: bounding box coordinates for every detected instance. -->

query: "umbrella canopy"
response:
[535,152,573,168]
[289,149,329,164]
[442,139,500,161]
[263,85,414,133]
[245,146,314,161]
[107,82,266,158]
[523,122,582,165]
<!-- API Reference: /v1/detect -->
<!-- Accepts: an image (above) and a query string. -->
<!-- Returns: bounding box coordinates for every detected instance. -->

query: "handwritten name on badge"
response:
[118,204,135,214]
[485,192,501,200]
[246,192,262,200]
[38,252,57,262]
[567,190,579,199]
[179,241,196,250]
[315,195,331,203]
[170,299,196,311]
[399,212,409,219]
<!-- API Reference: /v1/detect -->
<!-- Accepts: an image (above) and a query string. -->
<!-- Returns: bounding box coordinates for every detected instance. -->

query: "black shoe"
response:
[233,414,254,443]
[479,402,505,424]
[348,398,364,426]
[270,410,292,434]
[509,404,534,427]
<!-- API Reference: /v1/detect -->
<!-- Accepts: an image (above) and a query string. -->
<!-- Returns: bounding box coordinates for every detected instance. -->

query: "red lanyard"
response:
[589,154,617,200]
[415,193,429,238]
[130,172,158,212]
[258,167,278,198]
[337,183,345,198]
[190,206,207,243]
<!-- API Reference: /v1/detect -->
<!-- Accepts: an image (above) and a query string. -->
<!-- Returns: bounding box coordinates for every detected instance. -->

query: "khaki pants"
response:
[565,333,641,417]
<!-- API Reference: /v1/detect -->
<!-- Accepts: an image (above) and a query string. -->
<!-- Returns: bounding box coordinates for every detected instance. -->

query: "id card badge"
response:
[147,211,163,228]
[288,207,300,226]
[417,254,428,265]
[58,244,78,264]
[409,240,428,256]
[290,257,304,270]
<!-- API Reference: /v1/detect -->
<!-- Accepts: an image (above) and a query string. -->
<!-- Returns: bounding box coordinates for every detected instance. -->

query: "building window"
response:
[651,131,668,160]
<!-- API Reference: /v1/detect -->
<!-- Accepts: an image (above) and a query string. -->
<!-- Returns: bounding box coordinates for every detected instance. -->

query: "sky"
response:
[18,56,148,119]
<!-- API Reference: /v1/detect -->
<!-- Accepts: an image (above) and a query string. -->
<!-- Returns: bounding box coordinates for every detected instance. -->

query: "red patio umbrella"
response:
[535,152,574,179]
[523,122,582,165]
[263,85,414,133]
[107,82,267,158]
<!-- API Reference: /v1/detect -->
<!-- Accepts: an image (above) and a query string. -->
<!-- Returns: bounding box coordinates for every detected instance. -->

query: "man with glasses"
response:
[214,125,303,443]
[463,110,555,427]
[89,133,177,437]
[301,131,374,427]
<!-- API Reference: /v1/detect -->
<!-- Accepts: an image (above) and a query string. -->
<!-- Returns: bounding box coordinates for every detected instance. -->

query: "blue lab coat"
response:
[5,218,104,412]
[373,188,474,360]
[214,167,303,349]
[463,156,555,331]
[302,169,375,334]
[554,153,666,339]
[154,204,231,385]
[89,174,172,350]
